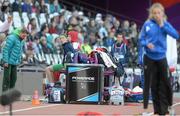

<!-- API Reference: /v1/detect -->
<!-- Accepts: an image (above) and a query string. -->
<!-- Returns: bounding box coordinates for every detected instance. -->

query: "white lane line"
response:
[0,104,62,114]
[172,102,180,107]
[149,102,180,115]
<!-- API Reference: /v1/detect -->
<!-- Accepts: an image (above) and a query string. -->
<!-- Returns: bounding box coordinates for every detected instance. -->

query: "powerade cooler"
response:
[66,64,104,104]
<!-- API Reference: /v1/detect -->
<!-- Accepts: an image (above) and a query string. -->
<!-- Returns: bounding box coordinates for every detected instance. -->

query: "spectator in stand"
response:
[11,0,21,12]
[81,38,92,55]
[75,25,84,45]
[0,15,12,67]
[28,18,36,30]
[98,21,108,40]
[27,18,38,41]
[95,32,103,47]
[1,1,10,15]
[139,3,179,115]
[86,19,98,35]
[49,0,61,14]
[49,17,58,34]
[23,41,35,64]
[104,14,114,32]
[32,38,42,54]
[35,23,49,40]
[31,1,39,13]
[103,30,115,52]
[67,16,80,50]
[113,19,121,33]
[60,34,76,56]
[68,16,78,27]
[71,6,79,17]
[95,13,103,27]
[77,12,86,32]
[78,9,89,26]
[52,36,63,54]
[39,0,48,14]
[21,0,32,14]
[56,14,67,35]
[39,36,53,54]
[130,22,138,39]
[88,32,97,49]
[121,20,131,40]
[129,21,138,48]
[127,22,138,66]
[128,41,137,67]
[111,33,129,66]
[0,15,13,33]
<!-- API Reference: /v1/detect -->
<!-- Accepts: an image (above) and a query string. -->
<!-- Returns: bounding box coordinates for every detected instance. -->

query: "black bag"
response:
[48,85,65,103]
[103,88,110,102]
[114,62,125,77]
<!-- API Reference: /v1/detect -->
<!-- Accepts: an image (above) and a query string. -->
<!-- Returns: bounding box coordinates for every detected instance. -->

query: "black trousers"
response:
[2,64,17,92]
[143,55,172,115]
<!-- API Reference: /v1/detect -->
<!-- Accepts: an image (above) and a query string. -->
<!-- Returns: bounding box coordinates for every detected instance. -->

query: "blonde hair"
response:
[148,3,167,21]
[0,33,6,41]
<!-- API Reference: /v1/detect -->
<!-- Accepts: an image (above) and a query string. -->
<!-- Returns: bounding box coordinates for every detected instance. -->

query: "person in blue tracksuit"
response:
[139,3,179,115]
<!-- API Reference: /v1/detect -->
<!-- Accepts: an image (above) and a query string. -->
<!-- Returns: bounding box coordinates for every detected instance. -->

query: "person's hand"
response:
[7,15,13,24]
[159,19,164,27]
[156,16,164,27]
[4,63,8,68]
[31,30,36,36]
[147,43,154,49]
[60,17,65,23]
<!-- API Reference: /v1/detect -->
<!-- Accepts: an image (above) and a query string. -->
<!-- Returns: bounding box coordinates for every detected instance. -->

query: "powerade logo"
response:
[72,76,95,82]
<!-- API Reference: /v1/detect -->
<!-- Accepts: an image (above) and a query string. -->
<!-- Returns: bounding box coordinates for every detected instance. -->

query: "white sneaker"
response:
[142,112,153,116]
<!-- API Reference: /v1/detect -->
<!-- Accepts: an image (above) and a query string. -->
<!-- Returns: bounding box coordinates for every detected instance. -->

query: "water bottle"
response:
[59,73,66,88]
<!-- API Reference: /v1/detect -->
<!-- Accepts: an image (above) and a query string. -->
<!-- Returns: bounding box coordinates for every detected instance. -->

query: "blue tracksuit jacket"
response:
[139,19,179,60]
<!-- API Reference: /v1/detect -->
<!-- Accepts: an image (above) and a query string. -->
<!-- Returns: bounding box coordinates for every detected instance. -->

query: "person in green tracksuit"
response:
[1,27,28,92]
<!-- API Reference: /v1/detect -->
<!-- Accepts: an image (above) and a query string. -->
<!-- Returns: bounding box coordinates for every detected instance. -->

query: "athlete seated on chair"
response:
[45,34,75,84]
[45,64,65,83]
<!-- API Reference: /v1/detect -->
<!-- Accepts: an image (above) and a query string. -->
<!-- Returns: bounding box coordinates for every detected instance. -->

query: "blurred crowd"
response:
[0,0,179,67]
